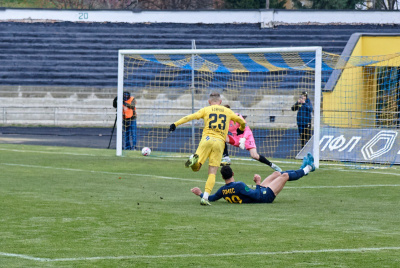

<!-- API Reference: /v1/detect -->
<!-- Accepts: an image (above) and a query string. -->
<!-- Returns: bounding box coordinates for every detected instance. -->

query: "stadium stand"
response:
[1,22,400,89]
[0,22,400,128]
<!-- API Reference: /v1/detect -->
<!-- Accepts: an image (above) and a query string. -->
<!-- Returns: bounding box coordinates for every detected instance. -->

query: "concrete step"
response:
[0,93,298,127]
[0,78,114,87]
[0,22,397,35]
[0,39,348,50]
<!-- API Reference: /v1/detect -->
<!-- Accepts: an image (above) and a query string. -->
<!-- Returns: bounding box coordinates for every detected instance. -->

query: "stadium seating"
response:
[1,22,400,126]
[2,22,400,88]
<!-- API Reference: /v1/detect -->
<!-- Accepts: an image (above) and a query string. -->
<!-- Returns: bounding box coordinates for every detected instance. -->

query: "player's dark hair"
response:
[220,165,233,180]
[301,91,308,98]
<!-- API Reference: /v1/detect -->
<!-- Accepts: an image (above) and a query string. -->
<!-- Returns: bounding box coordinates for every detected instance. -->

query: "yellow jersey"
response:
[174,105,246,142]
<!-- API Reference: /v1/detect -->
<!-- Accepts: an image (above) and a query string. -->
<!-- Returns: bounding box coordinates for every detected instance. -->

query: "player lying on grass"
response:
[169,91,246,206]
[220,105,282,172]
[191,153,315,204]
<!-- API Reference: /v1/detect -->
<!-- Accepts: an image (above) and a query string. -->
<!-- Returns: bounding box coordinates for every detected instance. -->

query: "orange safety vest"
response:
[123,96,136,119]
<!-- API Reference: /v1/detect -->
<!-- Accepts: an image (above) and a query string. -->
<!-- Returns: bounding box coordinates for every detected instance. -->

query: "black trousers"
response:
[298,123,312,147]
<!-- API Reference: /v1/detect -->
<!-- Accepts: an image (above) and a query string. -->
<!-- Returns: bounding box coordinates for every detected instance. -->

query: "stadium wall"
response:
[2,8,400,27]
[323,34,400,128]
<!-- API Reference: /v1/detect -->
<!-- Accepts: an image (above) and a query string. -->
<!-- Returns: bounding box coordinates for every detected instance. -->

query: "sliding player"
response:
[169,92,246,206]
[220,105,282,172]
[191,153,315,204]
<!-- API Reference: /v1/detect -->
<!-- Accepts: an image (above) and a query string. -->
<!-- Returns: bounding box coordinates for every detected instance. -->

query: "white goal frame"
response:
[117,47,322,168]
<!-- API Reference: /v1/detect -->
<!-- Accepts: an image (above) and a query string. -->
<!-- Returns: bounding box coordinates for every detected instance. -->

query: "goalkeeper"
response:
[220,105,281,172]
[191,153,315,204]
[169,92,246,206]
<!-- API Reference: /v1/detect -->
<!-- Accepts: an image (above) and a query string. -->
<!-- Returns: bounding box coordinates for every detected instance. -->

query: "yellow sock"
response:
[204,174,216,195]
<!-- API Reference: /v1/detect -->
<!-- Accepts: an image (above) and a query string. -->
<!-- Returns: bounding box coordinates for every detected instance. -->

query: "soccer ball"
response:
[141,147,151,156]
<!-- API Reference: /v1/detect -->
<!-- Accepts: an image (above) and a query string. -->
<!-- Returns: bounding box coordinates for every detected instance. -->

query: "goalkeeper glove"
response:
[239,138,246,150]
[169,123,176,132]
[236,128,244,135]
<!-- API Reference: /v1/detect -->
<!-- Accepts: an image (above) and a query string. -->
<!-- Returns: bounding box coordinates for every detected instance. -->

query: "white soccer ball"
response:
[141,147,151,156]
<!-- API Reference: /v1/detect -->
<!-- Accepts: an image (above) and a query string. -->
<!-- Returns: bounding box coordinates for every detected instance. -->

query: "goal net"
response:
[317,52,400,168]
[116,47,322,168]
[117,47,400,168]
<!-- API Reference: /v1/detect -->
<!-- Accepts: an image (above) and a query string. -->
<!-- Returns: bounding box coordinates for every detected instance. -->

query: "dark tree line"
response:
[36,0,400,10]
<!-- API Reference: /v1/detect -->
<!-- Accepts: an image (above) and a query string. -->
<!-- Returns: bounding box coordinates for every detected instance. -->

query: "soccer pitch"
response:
[0,144,399,267]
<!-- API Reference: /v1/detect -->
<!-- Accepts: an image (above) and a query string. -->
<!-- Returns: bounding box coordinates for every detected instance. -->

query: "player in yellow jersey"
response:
[169,92,246,206]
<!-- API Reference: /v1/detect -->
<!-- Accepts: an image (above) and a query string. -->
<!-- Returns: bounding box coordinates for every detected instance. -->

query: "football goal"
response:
[116,47,400,168]
[116,47,322,168]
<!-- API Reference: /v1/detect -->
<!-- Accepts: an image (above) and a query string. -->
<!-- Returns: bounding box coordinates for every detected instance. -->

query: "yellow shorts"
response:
[195,136,225,167]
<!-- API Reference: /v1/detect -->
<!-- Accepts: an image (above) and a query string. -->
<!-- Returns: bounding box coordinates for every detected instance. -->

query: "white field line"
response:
[2,147,400,171]
[0,148,297,166]
[0,162,210,184]
[0,147,265,166]
[284,184,400,189]
[0,148,286,162]
[0,252,51,262]
[0,147,99,157]
[1,162,400,189]
[0,252,52,262]
[0,148,189,159]
[339,169,400,176]
[1,247,400,262]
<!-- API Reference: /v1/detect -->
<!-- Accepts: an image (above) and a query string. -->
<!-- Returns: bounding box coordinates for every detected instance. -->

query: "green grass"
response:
[0,143,399,267]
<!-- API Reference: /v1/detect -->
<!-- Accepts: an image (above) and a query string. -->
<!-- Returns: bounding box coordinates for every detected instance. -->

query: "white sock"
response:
[303,165,311,175]
[203,192,209,200]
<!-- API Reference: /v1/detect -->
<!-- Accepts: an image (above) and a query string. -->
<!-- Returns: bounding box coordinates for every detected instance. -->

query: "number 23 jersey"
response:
[174,105,246,142]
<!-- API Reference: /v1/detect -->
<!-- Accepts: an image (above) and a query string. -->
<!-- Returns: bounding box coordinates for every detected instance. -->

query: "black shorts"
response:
[259,187,276,203]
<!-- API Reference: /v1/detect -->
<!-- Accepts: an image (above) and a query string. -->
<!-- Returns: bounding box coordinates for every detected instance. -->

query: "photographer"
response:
[291,91,313,148]
[113,91,137,150]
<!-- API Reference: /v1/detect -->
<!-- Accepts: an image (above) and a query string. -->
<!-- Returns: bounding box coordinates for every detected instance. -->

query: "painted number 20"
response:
[224,195,242,204]
[79,13,88,20]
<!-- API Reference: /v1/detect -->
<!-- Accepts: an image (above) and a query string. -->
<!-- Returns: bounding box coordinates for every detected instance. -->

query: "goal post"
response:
[116,51,124,157]
[314,47,322,169]
[116,46,322,168]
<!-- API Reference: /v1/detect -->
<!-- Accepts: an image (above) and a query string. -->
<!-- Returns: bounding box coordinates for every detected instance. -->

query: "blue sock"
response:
[284,169,305,181]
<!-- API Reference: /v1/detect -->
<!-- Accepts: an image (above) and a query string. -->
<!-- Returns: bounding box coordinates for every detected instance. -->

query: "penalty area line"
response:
[0,148,292,165]
[1,247,400,262]
[339,169,400,176]
[0,147,98,157]
[0,162,219,185]
[0,252,51,262]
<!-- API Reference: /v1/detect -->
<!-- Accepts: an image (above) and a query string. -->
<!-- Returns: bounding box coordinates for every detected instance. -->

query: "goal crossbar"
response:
[118,47,323,55]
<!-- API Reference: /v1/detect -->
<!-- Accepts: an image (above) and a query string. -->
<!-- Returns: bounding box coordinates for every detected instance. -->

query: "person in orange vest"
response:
[122,91,137,150]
